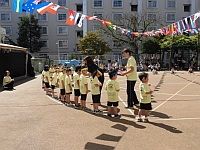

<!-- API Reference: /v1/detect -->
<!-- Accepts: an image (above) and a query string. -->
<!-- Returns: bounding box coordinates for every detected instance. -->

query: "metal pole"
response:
[57,42,60,63]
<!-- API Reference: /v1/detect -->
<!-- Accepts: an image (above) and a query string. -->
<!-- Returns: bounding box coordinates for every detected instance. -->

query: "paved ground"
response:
[0,71,200,150]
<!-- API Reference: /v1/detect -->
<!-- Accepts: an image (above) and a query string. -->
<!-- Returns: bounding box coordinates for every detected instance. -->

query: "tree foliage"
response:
[17,14,43,53]
[142,37,161,54]
[78,31,112,55]
[94,11,163,54]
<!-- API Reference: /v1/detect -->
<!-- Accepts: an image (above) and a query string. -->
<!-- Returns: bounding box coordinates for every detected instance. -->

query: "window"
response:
[93,12,103,19]
[38,13,48,21]
[131,5,138,11]
[112,0,123,8]
[58,40,68,48]
[57,26,68,35]
[76,4,83,11]
[0,13,11,21]
[93,26,98,32]
[147,0,157,8]
[147,26,157,31]
[1,26,12,35]
[112,13,122,22]
[0,0,9,7]
[147,13,157,25]
[57,0,67,7]
[166,13,175,22]
[77,31,83,38]
[57,13,67,21]
[166,0,176,8]
[41,40,48,48]
[93,0,103,8]
[184,5,190,12]
[40,26,48,35]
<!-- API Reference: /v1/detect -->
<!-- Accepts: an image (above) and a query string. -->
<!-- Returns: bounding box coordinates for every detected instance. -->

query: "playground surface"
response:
[0,71,200,150]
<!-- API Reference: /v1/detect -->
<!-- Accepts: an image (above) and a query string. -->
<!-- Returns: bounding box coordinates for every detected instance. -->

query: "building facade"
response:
[0,0,200,58]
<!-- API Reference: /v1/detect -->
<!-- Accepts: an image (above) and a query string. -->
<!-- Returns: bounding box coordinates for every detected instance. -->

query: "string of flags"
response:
[13,0,200,37]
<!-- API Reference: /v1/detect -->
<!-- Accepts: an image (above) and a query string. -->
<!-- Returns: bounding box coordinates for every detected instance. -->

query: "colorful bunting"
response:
[22,0,40,13]
[36,2,54,15]
[78,14,86,27]
[66,9,75,25]
[13,0,24,13]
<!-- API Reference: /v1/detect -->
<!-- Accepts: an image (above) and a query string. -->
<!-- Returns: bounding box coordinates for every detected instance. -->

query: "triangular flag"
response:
[47,4,60,15]
[74,13,80,25]
[22,0,40,13]
[13,0,24,13]
[36,2,53,15]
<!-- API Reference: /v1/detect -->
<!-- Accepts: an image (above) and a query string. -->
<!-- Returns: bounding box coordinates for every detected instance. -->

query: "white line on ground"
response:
[46,95,63,105]
[155,92,200,97]
[152,76,200,112]
[154,117,200,121]
[118,96,136,117]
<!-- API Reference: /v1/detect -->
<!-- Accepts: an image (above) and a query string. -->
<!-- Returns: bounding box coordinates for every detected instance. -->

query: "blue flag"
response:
[13,0,24,13]
[22,0,41,13]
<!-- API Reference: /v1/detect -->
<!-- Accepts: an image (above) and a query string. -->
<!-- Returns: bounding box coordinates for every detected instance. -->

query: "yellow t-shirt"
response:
[70,66,74,74]
[59,73,66,89]
[80,74,88,94]
[73,73,80,89]
[65,75,72,93]
[105,80,120,102]
[90,76,100,95]
[51,72,58,85]
[126,56,137,81]
[49,68,55,77]
[3,76,11,86]
[43,71,50,83]
[139,82,151,103]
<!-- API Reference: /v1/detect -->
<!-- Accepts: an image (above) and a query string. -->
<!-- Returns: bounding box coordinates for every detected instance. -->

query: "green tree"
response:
[17,14,43,53]
[94,11,163,54]
[69,53,78,60]
[142,37,161,54]
[78,31,112,55]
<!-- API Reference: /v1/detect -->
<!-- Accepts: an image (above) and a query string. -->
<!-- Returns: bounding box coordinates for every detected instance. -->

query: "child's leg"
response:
[93,103,98,110]
[113,106,118,115]
[61,95,64,102]
[66,94,70,103]
[74,96,78,106]
[52,89,54,97]
[83,100,86,108]
[107,106,111,114]
[138,109,143,118]
[144,110,149,118]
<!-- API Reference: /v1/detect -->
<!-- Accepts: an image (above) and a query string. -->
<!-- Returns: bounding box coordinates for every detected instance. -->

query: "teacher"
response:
[83,56,104,94]
[121,48,139,108]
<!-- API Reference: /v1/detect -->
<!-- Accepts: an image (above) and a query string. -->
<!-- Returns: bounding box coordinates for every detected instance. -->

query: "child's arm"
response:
[69,83,72,91]
[77,80,80,88]
[62,80,64,88]
[85,84,88,94]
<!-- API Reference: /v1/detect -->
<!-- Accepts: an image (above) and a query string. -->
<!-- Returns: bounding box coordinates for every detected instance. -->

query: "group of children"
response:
[41,64,153,121]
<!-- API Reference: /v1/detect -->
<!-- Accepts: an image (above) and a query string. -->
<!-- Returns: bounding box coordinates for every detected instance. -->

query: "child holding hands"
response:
[137,72,153,122]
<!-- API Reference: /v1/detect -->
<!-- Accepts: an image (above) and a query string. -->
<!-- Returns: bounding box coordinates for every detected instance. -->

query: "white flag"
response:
[78,14,86,27]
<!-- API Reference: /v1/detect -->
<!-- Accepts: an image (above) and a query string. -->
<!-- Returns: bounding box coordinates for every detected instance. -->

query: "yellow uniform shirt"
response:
[51,72,58,86]
[43,71,50,83]
[59,73,66,89]
[126,56,137,81]
[90,76,100,95]
[80,74,87,94]
[105,80,120,102]
[70,66,74,74]
[139,82,151,103]
[49,68,55,77]
[73,73,80,89]
[3,76,11,86]
[65,75,72,93]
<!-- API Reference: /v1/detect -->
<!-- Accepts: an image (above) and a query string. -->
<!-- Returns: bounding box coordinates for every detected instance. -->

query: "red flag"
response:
[47,4,60,15]
[66,9,75,25]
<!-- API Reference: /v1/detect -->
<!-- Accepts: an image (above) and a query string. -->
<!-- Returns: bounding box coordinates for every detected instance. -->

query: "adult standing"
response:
[83,56,104,95]
[121,48,139,108]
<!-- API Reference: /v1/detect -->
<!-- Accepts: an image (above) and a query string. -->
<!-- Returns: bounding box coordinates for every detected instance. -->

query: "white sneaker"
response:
[143,117,149,122]
[137,117,143,122]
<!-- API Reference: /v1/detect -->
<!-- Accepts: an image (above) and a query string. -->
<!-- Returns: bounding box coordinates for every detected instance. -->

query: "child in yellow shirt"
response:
[65,68,73,105]
[80,66,88,110]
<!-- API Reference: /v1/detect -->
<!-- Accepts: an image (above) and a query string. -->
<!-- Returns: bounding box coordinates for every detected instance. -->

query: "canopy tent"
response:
[0,43,27,52]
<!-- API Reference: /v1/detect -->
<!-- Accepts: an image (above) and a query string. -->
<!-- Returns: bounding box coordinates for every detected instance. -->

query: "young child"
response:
[188,67,194,74]
[49,65,55,78]
[171,67,175,74]
[137,72,153,122]
[3,70,15,90]
[59,68,66,103]
[43,65,50,95]
[90,69,102,114]
[65,68,73,106]
[73,66,81,108]
[51,67,59,98]
[80,66,89,110]
[105,69,121,118]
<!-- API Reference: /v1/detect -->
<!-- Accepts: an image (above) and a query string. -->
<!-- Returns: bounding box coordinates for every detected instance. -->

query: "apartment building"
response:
[0,0,200,57]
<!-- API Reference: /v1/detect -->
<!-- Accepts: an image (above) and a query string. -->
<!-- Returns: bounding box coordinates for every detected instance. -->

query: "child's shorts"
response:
[60,89,65,95]
[139,103,152,110]
[66,92,72,94]
[51,85,55,89]
[81,94,87,101]
[107,101,118,107]
[45,82,50,88]
[74,89,80,96]
[92,94,100,103]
